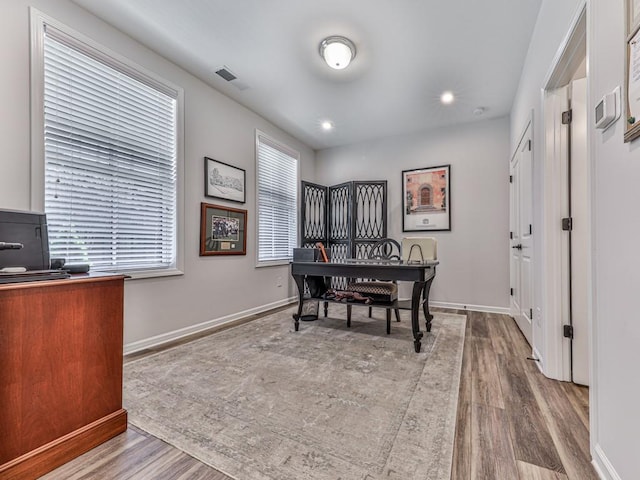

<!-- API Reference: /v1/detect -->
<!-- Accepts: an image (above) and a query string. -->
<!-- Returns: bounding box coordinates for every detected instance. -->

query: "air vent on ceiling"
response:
[215,66,237,82]
[214,66,250,91]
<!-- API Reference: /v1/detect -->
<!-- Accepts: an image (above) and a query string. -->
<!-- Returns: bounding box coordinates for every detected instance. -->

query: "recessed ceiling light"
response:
[473,107,486,116]
[321,121,334,131]
[440,91,455,105]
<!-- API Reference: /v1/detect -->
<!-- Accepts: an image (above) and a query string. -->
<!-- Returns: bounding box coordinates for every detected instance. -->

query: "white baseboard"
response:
[124,296,297,355]
[427,300,510,315]
[592,444,621,480]
[532,346,545,373]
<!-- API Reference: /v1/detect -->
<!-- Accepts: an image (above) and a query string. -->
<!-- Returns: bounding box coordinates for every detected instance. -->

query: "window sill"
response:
[108,268,184,280]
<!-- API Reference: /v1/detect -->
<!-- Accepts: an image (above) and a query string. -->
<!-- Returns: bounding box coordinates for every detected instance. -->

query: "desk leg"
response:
[292,274,305,331]
[411,281,425,353]
[422,276,434,332]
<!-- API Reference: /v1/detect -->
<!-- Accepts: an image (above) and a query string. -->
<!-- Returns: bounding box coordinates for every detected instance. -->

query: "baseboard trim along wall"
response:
[592,444,621,480]
[532,346,545,374]
[428,300,510,315]
[124,296,297,355]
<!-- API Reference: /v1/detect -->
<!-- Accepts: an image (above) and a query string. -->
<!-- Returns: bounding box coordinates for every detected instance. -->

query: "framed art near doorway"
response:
[626,0,640,141]
[402,165,451,232]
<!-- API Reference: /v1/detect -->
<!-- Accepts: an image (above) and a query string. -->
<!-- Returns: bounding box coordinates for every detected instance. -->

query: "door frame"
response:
[539,3,590,383]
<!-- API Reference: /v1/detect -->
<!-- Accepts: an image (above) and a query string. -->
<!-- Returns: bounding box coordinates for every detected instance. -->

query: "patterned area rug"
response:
[124,305,466,480]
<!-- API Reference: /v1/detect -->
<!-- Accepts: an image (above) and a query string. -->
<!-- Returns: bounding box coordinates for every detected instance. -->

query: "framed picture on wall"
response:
[402,165,451,232]
[200,203,247,255]
[626,1,640,142]
[204,157,246,203]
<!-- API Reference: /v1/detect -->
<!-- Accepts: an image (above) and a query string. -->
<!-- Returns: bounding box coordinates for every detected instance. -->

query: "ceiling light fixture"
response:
[321,120,334,131]
[319,36,356,70]
[440,91,455,104]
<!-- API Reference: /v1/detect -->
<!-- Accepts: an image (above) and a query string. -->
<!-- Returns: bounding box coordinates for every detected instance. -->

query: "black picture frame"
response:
[402,164,451,232]
[200,203,247,256]
[204,157,246,203]
[626,2,640,142]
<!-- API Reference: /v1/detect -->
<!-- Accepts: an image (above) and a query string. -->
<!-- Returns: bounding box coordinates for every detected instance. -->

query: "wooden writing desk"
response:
[290,260,437,352]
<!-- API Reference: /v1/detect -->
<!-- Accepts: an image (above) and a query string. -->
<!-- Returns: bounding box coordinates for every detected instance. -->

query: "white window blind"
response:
[256,133,298,264]
[43,26,178,272]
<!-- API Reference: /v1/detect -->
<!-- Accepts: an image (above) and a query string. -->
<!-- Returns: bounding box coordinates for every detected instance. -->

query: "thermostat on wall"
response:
[595,86,620,130]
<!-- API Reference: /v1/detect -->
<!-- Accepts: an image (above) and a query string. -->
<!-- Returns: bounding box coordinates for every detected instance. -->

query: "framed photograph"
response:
[626,6,640,142]
[200,203,247,256]
[402,165,451,232]
[204,157,246,203]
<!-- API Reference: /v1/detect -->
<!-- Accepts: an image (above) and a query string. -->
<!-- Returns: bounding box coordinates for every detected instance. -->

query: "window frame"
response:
[254,130,300,267]
[29,8,185,279]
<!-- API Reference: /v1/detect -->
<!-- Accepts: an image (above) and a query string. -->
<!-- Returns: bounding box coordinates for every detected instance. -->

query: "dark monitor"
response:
[0,209,50,271]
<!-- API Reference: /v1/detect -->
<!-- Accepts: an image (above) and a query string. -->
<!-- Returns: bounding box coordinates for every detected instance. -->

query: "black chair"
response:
[346,238,402,334]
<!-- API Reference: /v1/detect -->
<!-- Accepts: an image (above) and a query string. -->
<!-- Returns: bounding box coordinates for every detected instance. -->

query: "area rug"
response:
[123,305,466,480]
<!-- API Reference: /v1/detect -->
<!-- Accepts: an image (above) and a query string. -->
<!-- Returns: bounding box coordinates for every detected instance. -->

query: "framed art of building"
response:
[402,165,451,232]
[204,157,246,203]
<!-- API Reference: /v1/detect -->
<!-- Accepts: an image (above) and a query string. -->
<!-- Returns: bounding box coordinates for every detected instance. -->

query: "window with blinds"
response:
[42,25,178,273]
[256,132,298,264]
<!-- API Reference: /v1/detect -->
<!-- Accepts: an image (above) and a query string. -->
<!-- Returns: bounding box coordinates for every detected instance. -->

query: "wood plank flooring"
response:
[449,309,598,480]
[41,309,598,480]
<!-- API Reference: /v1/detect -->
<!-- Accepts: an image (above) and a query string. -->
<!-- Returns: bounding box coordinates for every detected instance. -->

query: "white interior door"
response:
[570,77,589,386]
[510,126,533,345]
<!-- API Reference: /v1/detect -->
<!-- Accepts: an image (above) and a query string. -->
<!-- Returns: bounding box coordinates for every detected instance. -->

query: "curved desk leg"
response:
[292,274,305,331]
[422,276,435,332]
[411,281,425,352]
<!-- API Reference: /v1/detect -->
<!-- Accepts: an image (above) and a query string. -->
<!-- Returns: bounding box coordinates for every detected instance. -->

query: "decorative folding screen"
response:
[301,180,387,289]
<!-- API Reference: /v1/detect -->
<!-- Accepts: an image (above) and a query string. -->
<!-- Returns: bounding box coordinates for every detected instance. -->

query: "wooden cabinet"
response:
[0,275,127,480]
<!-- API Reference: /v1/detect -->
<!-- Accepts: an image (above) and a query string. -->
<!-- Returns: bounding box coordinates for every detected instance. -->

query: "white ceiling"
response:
[72,0,542,150]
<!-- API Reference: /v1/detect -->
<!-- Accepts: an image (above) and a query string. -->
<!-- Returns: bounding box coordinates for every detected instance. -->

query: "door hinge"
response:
[529,224,532,235]
[509,175,513,183]
[528,139,532,151]
[562,109,573,125]
[529,308,533,319]
[563,324,574,339]
[562,217,573,231]
[510,231,513,239]
[510,287,514,296]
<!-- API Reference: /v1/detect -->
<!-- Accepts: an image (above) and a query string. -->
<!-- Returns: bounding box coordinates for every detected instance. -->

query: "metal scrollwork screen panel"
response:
[329,183,352,241]
[354,182,386,240]
[301,182,328,243]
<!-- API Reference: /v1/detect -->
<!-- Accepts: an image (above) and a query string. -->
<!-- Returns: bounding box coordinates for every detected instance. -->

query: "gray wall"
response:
[316,117,511,312]
[511,0,640,477]
[590,0,640,477]
[0,0,315,349]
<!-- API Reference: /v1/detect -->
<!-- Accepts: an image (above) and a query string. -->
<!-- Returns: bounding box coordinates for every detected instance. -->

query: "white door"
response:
[510,126,534,345]
[570,77,589,385]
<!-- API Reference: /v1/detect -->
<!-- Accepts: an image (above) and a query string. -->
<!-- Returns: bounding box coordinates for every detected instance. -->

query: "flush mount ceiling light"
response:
[321,120,334,130]
[319,36,356,70]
